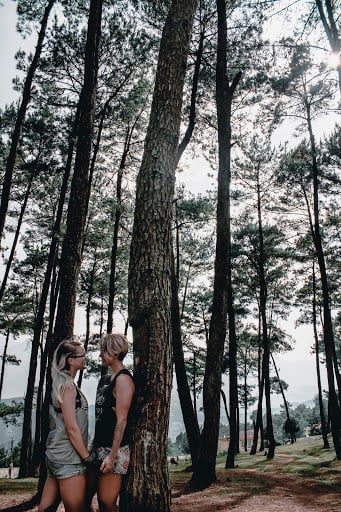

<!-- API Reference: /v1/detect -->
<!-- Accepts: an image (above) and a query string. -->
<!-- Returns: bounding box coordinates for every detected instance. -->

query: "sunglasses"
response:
[70,353,86,358]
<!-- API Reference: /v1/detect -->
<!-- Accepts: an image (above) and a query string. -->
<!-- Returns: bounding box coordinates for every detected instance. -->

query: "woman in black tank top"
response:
[87,333,135,512]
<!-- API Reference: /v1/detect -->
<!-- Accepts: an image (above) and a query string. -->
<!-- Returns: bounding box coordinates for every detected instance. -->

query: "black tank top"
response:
[93,369,134,449]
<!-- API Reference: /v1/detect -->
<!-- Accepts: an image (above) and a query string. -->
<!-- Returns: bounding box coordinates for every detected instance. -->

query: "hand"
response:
[100,453,115,474]
[83,452,97,468]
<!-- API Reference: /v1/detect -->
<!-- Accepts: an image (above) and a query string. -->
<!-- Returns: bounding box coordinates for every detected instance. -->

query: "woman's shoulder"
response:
[114,368,134,384]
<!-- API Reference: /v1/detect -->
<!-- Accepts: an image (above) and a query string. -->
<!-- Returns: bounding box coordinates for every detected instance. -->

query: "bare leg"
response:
[97,474,122,512]
[59,473,87,512]
[86,466,99,512]
[38,476,60,512]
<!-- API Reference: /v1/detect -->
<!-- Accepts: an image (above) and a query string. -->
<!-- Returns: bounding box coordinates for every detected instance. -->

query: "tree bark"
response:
[53,0,103,344]
[127,1,197,509]
[0,0,56,247]
[191,0,241,485]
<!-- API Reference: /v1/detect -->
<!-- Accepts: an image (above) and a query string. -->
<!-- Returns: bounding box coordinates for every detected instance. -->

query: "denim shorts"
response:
[94,445,130,475]
[46,456,86,480]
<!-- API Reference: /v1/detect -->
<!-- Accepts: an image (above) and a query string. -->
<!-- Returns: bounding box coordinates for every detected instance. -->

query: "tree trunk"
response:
[18,105,80,479]
[127,1,197,509]
[107,125,134,333]
[244,360,248,451]
[315,0,341,95]
[192,0,241,485]
[171,252,200,469]
[53,0,103,345]
[0,175,33,304]
[270,353,294,443]
[0,329,10,400]
[30,331,47,477]
[0,0,56,247]
[78,258,96,388]
[250,332,264,455]
[312,260,330,449]
[305,100,341,458]
[257,174,275,459]
[174,18,205,167]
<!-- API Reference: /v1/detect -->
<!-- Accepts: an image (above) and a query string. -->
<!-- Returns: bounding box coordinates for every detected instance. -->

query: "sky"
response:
[0,1,329,412]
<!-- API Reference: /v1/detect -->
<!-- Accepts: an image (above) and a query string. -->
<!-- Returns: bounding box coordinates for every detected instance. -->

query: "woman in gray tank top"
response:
[39,338,92,512]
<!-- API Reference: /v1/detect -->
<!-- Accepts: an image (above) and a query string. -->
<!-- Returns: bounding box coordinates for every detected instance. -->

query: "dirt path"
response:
[171,468,341,512]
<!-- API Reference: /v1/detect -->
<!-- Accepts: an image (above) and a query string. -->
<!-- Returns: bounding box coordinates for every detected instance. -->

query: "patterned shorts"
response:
[94,445,130,475]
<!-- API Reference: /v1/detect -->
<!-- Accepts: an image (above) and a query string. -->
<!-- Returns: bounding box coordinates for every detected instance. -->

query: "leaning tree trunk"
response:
[0,174,33,305]
[0,0,56,247]
[53,0,103,345]
[270,352,295,443]
[127,1,197,510]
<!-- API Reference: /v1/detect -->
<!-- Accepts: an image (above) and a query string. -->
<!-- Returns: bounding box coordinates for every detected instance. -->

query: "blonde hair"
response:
[51,337,83,405]
[100,333,128,361]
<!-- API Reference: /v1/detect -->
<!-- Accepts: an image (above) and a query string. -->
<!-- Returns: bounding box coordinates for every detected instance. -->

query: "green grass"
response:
[0,478,38,494]
[170,435,341,492]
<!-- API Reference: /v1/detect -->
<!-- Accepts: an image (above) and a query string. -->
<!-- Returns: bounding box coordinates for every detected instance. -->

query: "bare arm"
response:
[60,386,90,461]
[101,374,135,472]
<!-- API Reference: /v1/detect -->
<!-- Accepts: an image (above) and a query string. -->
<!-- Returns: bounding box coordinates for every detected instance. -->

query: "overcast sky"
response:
[0,1,327,410]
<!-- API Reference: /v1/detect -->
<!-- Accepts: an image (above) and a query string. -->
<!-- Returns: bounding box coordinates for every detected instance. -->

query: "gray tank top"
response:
[46,385,88,464]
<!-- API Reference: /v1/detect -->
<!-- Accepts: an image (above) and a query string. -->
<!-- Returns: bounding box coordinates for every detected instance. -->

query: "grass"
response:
[169,435,341,493]
[0,477,38,494]
[1,436,341,499]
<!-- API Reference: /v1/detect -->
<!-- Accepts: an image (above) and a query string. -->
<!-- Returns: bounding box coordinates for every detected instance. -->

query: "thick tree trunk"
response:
[127,1,197,510]
[53,0,103,344]
[0,0,56,247]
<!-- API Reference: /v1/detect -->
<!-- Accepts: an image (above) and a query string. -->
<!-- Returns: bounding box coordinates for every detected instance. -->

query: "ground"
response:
[171,467,341,512]
[1,438,341,511]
